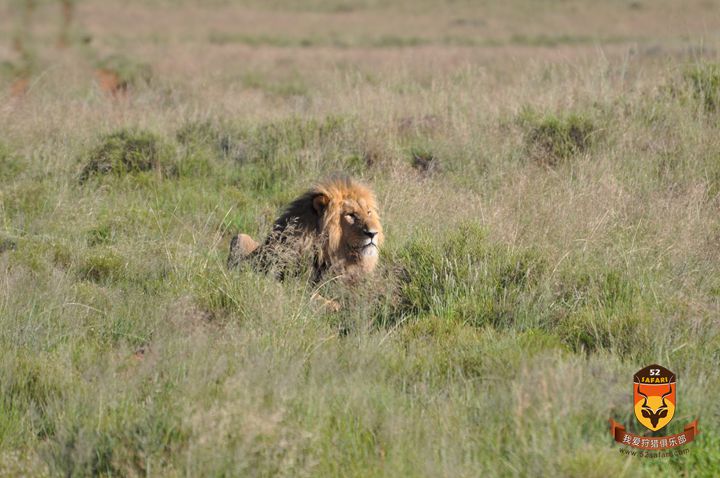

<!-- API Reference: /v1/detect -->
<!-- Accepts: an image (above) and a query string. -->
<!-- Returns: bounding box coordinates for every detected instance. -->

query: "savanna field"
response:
[1,0,719,476]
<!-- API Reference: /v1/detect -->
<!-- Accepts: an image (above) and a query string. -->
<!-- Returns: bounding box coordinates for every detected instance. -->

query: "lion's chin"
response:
[360,244,378,257]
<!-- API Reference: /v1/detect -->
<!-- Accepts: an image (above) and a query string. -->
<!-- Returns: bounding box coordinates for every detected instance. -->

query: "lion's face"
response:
[338,198,383,258]
[313,180,384,274]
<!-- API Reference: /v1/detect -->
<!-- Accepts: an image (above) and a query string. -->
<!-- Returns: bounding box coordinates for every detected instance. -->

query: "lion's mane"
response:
[228,177,383,284]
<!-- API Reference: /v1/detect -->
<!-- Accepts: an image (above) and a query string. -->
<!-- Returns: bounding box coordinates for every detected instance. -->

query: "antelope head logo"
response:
[637,384,673,429]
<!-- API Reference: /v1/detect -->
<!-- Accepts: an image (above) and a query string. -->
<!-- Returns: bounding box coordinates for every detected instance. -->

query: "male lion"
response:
[227,177,384,288]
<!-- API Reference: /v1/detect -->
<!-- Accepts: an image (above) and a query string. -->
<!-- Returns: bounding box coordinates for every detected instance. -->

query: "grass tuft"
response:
[519,109,596,165]
[79,129,176,182]
[77,249,125,283]
[387,223,545,327]
[410,146,441,174]
[0,142,24,182]
[0,236,18,254]
[684,62,720,112]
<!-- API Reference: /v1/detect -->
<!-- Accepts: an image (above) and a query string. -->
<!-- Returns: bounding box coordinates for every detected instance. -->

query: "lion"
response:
[227,176,384,294]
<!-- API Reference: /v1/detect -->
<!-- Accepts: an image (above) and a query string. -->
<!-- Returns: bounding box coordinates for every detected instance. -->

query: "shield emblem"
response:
[633,364,675,431]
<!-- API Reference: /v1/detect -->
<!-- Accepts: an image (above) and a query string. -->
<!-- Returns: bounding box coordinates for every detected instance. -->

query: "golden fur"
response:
[228,177,384,284]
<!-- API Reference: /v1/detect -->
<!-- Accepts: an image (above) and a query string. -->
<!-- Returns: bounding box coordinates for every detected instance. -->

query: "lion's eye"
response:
[344,213,355,223]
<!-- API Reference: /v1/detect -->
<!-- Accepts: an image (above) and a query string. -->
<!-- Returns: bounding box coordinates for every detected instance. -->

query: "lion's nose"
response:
[364,229,378,239]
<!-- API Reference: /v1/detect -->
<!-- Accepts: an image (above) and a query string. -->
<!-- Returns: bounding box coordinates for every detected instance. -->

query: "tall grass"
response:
[1,1,719,476]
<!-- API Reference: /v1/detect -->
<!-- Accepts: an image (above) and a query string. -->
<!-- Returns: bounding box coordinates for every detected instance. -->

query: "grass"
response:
[1,0,719,476]
[518,109,597,166]
[79,129,177,182]
[94,54,153,90]
[683,63,720,113]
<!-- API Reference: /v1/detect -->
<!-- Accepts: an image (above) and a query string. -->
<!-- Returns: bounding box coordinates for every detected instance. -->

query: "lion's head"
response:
[254,177,384,282]
[313,177,384,275]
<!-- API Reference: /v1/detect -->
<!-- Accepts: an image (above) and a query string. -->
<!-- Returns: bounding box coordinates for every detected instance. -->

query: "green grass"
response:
[79,129,177,182]
[683,63,720,113]
[518,108,597,166]
[1,1,719,476]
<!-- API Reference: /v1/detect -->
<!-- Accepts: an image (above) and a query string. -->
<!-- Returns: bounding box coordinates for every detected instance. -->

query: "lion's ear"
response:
[313,194,329,215]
